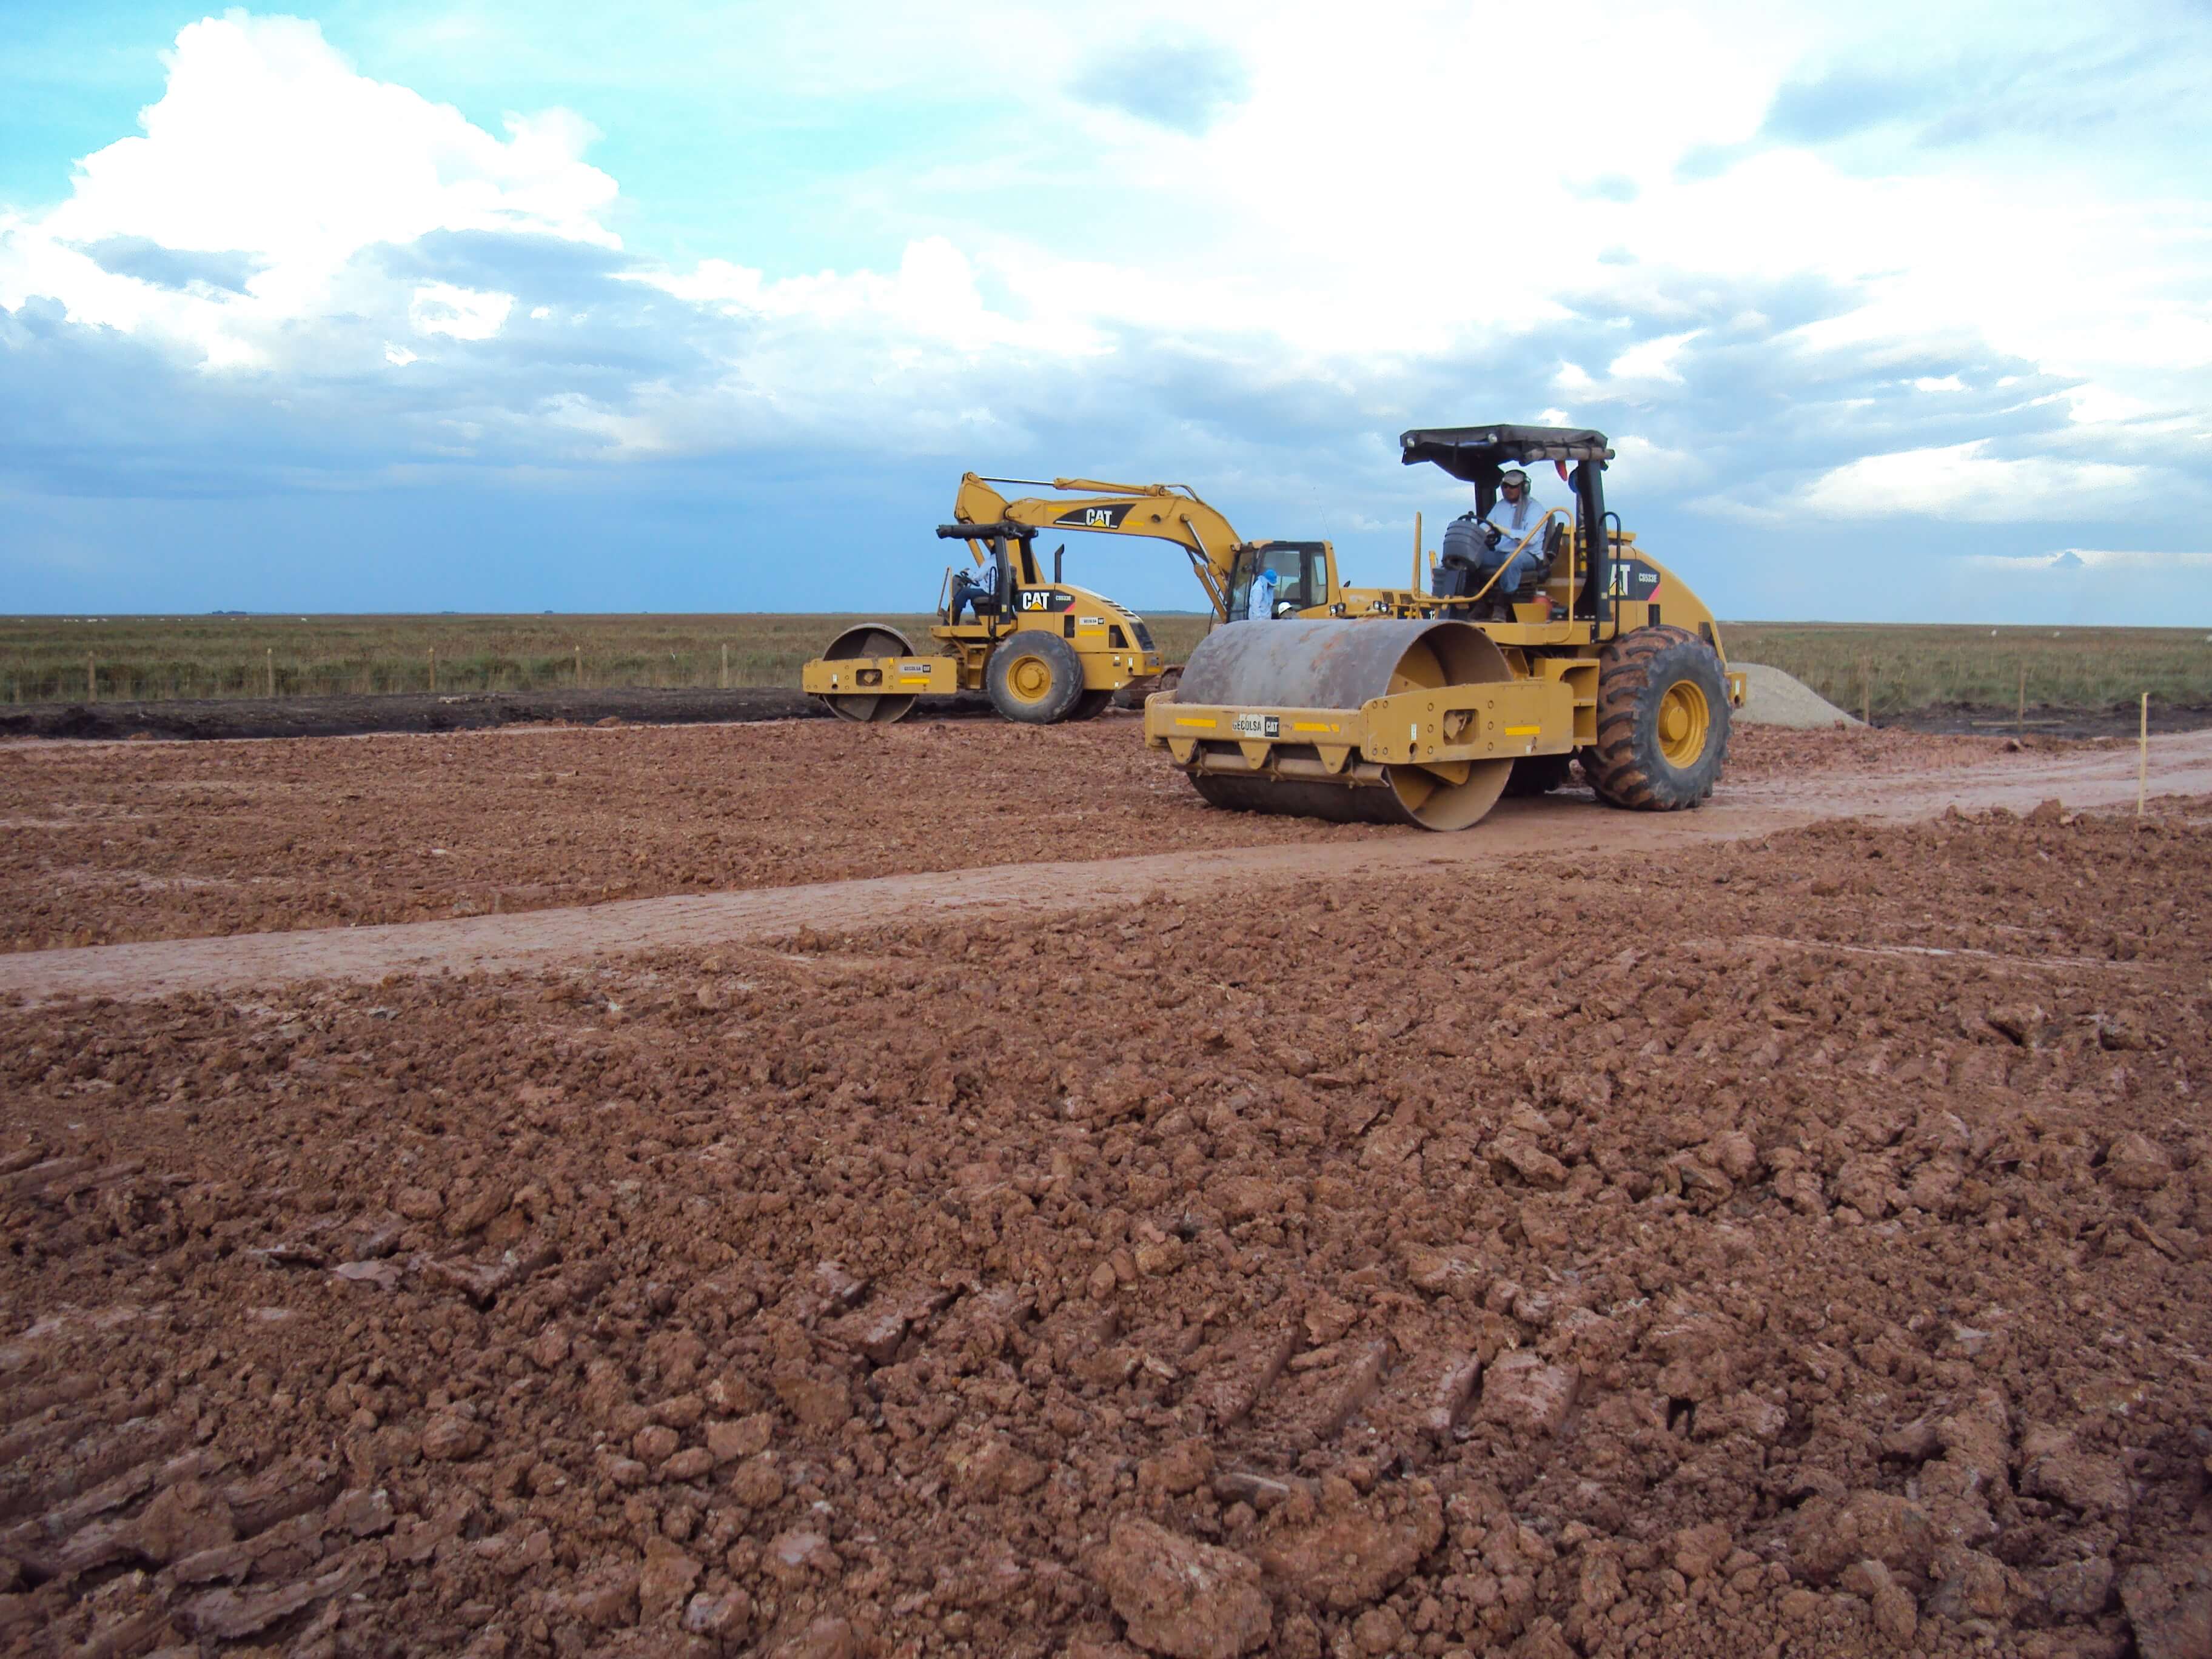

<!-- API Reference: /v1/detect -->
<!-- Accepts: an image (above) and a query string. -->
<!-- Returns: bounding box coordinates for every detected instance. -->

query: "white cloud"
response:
[410,282,512,340]
[1608,332,1701,384]
[1963,547,2212,572]
[0,12,615,366]
[1611,434,1710,489]
[645,237,1097,357]
[1800,441,2147,521]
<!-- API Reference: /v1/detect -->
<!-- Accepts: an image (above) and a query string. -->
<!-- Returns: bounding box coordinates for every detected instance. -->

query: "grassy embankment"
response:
[2,615,2204,716]
[1723,623,2211,717]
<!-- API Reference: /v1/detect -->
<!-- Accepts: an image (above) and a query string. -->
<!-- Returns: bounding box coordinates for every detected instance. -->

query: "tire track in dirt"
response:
[7,731,2210,1004]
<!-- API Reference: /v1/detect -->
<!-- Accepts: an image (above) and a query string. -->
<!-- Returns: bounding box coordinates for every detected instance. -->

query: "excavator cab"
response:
[1225,541,1333,621]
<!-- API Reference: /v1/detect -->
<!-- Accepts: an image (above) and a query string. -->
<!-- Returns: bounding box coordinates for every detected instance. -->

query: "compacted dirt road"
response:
[2,728,2208,1005]
[0,722,2013,956]
[4,721,2211,1659]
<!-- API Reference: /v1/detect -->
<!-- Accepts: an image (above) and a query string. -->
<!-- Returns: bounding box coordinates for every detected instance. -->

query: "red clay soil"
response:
[0,721,2030,953]
[4,802,2211,1657]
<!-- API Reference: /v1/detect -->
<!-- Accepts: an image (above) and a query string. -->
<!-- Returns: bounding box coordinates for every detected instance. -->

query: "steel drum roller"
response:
[816,624,920,725]
[1173,618,1516,830]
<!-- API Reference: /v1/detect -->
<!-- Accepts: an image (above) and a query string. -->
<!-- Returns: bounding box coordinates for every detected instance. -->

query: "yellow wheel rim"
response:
[1006,652,1053,703]
[1657,680,1711,768]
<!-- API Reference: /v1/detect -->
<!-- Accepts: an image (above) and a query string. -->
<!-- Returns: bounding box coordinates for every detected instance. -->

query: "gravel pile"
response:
[1732,663,1862,729]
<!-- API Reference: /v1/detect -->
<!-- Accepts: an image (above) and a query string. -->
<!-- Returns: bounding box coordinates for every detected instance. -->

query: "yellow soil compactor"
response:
[800,474,1194,725]
[1144,424,1743,830]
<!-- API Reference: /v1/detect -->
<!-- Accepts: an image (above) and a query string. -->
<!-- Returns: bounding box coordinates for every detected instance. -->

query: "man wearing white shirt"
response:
[1481,469,1547,568]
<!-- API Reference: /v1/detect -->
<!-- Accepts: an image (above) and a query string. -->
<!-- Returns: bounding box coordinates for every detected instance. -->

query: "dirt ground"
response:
[4,725,2211,1659]
[0,722,2019,954]
[7,686,2208,749]
[0,688,843,746]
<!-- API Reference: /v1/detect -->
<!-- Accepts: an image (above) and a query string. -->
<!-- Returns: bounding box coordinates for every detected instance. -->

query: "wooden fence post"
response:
[574,646,583,689]
[2138,692,2150,818]
[87,652,96,702]
[2016,662,2025,735]
[429,647,437,694]
[721,643,729,690]
[266,647,275,699]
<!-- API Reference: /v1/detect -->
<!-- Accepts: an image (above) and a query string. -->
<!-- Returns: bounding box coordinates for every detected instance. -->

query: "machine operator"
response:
[949,546,1005,625]
[1438,466,1550,609]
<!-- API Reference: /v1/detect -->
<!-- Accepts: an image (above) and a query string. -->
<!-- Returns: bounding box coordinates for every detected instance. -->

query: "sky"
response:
[2,1,2209,622]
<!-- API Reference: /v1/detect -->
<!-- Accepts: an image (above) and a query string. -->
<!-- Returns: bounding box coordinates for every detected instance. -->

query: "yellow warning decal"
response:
[1173,717,1218,729]
[1503,724,1541,736]
[1291,721,1340,734]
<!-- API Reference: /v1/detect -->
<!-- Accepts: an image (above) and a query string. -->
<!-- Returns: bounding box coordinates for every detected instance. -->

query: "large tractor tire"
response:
[1068,688,1116,721]
[1584,625,1730,809]
[1503,753,1575,797]
[986,632,1086,724]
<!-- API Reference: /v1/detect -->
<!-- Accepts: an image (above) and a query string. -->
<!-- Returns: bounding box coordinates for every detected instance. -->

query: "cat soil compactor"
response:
[1144,423,1744,830]
[801,475,1192,726]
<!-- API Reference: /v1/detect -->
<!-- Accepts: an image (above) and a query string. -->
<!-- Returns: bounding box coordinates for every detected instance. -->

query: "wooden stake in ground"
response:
[721,643,729,690]
[2139,692,2150,817]
[266,648,275,699]
[86,652,95,702]
[574,646,583,689]
[2017,662,2025,735]
[1860,657,1871,727]
[429,646,437,694]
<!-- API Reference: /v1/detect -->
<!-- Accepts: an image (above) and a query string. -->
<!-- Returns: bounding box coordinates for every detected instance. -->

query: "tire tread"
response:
[1583,625,1728,810]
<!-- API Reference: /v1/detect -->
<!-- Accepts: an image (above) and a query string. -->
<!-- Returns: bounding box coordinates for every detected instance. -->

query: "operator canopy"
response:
[1399,424,1614,482]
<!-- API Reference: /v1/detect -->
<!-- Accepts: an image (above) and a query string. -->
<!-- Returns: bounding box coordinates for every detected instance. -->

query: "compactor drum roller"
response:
[814,624,926,725]
[1158,618,1553,831]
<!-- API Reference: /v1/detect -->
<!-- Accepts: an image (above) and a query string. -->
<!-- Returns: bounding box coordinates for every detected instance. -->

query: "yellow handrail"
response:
[1461,508,1563,607]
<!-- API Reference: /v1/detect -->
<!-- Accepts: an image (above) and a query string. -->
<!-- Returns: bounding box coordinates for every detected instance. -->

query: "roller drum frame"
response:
[1167,618,1520,831]
[816,624,921,725]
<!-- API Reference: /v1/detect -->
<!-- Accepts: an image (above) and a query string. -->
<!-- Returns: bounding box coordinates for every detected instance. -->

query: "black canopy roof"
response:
[1399,424,1614,481]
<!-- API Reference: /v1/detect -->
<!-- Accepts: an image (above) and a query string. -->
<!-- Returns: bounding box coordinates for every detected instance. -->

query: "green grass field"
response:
[2,613,2204,715]
[1721,623,2212,717]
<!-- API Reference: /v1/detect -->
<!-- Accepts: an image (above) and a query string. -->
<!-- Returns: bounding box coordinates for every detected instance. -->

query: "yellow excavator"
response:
[1142,423,1744,829]
[800,472,1379,725]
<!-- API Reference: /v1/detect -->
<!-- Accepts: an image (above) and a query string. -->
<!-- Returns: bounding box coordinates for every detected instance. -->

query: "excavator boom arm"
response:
[948,472,1242,619]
